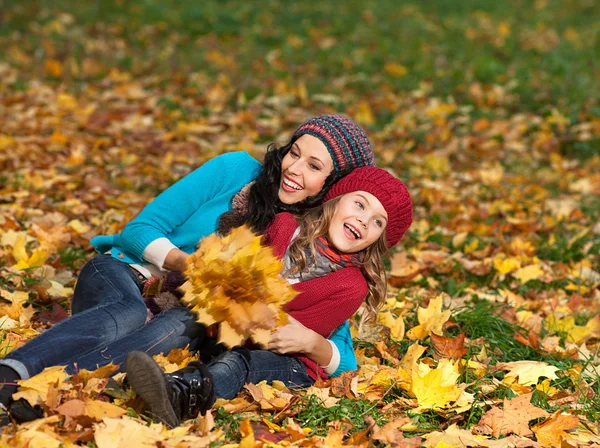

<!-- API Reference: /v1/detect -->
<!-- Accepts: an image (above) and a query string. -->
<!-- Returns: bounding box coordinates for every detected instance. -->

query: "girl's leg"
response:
[0,255,148,379]
[64,307,206,374]
[124,349,314,427]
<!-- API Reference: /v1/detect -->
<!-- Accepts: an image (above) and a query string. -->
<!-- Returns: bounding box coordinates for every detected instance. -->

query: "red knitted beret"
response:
[324,167,413,247]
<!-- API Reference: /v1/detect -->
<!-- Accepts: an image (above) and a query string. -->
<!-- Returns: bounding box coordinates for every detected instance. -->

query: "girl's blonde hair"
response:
[286,197,388,317]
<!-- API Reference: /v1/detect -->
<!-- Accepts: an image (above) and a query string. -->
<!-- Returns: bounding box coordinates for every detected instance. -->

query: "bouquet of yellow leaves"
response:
[181,225,297,348]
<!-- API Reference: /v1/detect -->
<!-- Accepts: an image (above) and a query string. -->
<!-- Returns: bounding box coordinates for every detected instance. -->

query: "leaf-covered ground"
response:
[0,1,599,446]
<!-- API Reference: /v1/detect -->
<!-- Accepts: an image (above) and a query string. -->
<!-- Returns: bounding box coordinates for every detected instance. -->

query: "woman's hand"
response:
[163,248,189,272]
[268,317,333,366]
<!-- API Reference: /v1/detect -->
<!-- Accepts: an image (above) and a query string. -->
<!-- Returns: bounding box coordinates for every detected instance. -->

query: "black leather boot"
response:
[125,351,215,428]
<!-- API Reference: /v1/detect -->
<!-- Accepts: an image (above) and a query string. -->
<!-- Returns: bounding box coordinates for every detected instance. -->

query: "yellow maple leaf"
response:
[0,288,30,304]
[378,310,405,341]
[57,398,126,420]
[396,342,427,389]
[493,256,521,275]
[384,62,408,77]
[68,219,91,234]
[355,101,375,126]
[183,226,297,348]
[10,233,49,270]
[13,365,70,406]
[406,295,451,340]
[46,281,74,299]
[239,418,256,448]
[411,359,462,411]
[501,361,559,386]
[94,417,163,448]
[545,314,600,344]
[512,264,544,284]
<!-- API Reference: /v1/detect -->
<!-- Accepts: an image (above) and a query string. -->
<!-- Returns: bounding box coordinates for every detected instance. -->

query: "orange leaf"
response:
[431,332,469,359]
[532,412,579,448]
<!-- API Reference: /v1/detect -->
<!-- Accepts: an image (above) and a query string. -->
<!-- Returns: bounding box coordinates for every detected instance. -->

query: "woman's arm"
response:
[119,152,260,265]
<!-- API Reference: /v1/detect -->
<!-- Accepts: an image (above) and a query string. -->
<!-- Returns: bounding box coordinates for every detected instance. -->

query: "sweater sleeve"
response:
[262,212,298,259]
[120,152,256,261]
[329,321,357,376]
[286,268,368,338]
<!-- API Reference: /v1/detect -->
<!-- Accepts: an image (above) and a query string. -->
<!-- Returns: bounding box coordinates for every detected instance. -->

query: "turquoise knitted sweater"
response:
[90,151,356,376]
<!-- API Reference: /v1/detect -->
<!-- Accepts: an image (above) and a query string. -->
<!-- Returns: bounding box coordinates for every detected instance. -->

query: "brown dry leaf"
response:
[422,423,485,447]
[330,370,359,398]
[244,381,292,411]
[305,386,339,408]
[371,417,413,444]
[389,252,422,286]
[473,392,549,437]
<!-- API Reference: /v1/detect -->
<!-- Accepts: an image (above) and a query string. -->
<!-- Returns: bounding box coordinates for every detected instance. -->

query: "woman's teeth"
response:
[283,178,303,190]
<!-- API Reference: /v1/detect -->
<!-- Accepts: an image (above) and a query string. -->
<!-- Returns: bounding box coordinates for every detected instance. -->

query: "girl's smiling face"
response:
[278,135,334,204]
[328,191,388,253]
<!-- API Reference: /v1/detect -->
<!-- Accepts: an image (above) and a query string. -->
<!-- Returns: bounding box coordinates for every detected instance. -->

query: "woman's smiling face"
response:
[327,191,388,253]
[278,135,334,204]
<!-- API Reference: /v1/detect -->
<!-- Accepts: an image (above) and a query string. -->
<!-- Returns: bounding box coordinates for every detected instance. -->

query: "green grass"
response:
[295,394,388,437]
[453,299,544,363]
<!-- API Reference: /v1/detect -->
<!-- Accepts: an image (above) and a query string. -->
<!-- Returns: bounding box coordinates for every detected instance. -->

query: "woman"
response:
[0,114,374,422]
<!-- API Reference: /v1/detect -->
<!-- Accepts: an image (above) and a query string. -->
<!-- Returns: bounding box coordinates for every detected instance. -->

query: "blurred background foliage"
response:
[1,0,598,121]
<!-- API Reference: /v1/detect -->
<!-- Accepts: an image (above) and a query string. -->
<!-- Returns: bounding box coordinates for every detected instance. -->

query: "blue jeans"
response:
[0,255,204,379]
[208,350,314,399]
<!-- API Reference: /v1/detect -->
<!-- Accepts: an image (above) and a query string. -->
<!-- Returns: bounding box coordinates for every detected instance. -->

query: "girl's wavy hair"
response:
[245,136,344,233]
[285,197,389,317]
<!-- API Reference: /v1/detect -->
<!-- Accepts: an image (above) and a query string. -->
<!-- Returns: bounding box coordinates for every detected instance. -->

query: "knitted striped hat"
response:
[325,167,413,248]
[293,114,375,175]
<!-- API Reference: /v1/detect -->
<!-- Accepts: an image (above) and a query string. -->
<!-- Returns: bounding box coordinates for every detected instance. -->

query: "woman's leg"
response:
[208,350,314,399]
[64,307,206,374]
[0,255,148,379]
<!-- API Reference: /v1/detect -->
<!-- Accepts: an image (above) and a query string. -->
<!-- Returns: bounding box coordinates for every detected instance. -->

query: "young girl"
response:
[125,166,413,427]
[0,115,373,424]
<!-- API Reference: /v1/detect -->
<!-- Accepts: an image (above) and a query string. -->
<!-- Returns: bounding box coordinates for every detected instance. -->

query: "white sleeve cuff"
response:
[142,238,178,271]
[322,339,341,375]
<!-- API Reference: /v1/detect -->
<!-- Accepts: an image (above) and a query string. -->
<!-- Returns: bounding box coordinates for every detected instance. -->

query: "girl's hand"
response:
[268,316,319,355]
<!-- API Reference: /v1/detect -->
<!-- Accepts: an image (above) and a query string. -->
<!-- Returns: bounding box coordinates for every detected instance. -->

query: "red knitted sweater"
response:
[264,212,368,380]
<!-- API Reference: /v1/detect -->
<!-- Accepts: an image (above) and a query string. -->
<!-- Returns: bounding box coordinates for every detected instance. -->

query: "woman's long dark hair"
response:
[245,137,346,233]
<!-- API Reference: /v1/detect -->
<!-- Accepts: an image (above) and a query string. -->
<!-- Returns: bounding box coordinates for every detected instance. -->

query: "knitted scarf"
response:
[284,235,362,283]
[216,182,254,236]
[314,235,362,268]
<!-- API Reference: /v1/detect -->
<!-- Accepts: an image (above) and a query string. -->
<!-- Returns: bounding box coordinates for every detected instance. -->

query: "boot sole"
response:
[125,351,179,428]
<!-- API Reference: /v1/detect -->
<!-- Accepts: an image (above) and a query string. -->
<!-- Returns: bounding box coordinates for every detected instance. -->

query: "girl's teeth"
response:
[344,224,360,239]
